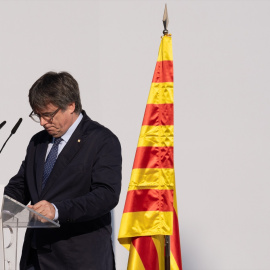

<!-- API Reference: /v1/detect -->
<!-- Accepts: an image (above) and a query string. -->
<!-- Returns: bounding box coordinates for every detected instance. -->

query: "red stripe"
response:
[124,189,174,213]
[132,236,159,270]
[152,61,173,83]
[133,147,174,169]
[142,104,174,126]
[171,208,183,269]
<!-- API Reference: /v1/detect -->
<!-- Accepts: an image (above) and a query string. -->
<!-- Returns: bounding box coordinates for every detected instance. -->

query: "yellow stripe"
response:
[157,35,173,61]
[147,82,174,104]
[170,252,180,270]
[127,242,146,270]
[118,236,132,251]
[129,168,175,190]
[152,235,165,270]
[118,211,173,240]
[173,189,179,215]
[137,125,174,147]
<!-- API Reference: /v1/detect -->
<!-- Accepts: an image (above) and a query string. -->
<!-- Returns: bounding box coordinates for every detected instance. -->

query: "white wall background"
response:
[0,1,269,269]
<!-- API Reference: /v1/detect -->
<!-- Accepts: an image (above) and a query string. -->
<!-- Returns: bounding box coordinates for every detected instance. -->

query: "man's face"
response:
[36,103,76,137]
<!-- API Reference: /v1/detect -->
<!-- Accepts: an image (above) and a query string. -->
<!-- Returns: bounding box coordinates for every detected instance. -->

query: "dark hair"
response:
[29,71,82,114]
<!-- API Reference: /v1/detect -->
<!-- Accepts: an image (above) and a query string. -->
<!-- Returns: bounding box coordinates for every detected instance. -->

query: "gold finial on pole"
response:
[163,4,169,35]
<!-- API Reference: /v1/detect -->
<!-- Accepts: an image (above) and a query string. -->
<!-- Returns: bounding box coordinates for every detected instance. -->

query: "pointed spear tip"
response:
[162,4,169,35]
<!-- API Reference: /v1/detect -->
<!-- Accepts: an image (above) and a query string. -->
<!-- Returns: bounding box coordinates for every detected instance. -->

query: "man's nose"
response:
[40,117,48,126]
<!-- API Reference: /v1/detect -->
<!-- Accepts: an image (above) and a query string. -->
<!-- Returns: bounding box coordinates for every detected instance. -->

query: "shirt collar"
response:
[52,113,83,143]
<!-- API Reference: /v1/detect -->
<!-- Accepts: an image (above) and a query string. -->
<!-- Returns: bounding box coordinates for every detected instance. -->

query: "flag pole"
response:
[165,235,171,270]
[163,4,171,270]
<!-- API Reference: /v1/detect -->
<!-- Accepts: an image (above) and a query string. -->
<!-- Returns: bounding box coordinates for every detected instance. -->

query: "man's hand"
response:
[28,200,55,220]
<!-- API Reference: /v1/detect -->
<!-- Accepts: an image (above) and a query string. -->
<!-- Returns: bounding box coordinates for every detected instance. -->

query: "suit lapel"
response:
[40,123,86,199]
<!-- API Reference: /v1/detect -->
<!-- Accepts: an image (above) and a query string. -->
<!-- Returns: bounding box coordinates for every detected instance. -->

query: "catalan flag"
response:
[118,35,182,270]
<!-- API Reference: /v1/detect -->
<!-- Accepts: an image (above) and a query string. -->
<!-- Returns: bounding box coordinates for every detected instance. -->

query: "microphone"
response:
[0,121,6,130]
[11,118,22,134]
[0,118,23,154]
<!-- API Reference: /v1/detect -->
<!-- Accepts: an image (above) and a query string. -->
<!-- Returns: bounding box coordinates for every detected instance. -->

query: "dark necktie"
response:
[42,137,62,190]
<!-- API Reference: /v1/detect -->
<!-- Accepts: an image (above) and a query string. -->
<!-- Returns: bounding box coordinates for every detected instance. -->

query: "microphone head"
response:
[11,118,23,134]
[0,121,6,129]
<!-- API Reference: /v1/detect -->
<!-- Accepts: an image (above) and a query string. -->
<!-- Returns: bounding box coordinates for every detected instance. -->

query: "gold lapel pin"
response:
[78,139,81,143]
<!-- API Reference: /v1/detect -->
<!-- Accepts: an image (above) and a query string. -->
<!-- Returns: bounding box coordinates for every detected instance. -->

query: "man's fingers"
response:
[32,200,46,211]
[29,200,55,220]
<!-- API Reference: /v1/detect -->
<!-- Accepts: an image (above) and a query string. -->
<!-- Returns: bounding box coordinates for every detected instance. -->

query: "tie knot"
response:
[54,137,62,145]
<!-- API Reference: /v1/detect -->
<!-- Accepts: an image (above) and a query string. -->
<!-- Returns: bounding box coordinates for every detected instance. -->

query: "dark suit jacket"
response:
[4,111,122,270]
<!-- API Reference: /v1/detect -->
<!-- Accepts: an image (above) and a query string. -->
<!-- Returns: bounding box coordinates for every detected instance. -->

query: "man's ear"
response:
[68,102,76,114]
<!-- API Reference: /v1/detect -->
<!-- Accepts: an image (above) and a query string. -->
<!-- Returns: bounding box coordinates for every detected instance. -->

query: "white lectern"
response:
[0,186,60,270]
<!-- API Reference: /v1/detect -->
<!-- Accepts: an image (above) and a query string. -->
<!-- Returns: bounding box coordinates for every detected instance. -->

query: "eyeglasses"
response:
[29,108,61,123]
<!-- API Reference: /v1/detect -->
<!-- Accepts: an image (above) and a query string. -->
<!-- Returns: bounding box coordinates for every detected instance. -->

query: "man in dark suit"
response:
[4,71,122,270]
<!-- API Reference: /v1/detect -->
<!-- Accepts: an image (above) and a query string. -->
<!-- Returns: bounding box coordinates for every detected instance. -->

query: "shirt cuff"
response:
[51,203,59,221]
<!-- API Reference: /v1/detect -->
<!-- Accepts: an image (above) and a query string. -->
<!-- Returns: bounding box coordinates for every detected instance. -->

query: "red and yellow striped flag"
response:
[118,35,182,270]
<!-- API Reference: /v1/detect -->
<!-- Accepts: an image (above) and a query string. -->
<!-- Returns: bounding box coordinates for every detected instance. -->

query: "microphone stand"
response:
[0,134,12,154]
[0,118,22,154]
